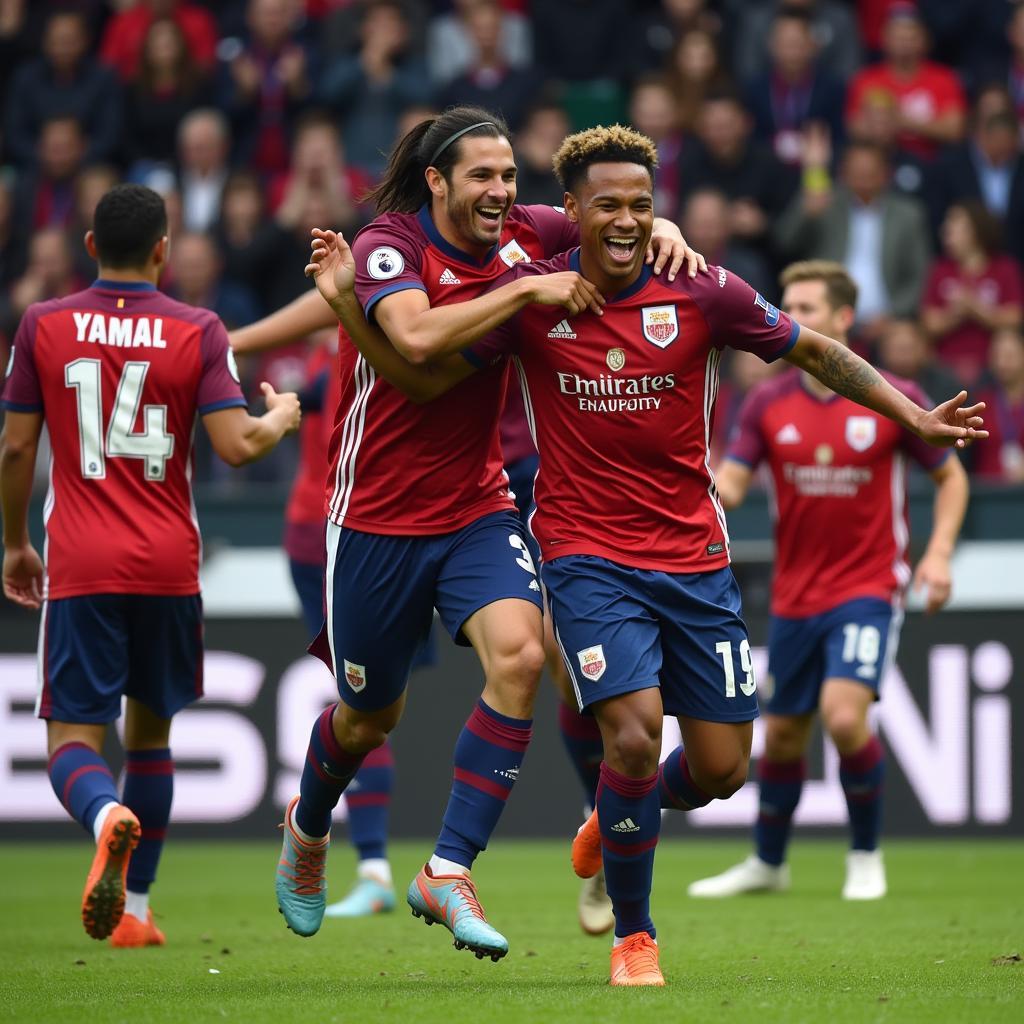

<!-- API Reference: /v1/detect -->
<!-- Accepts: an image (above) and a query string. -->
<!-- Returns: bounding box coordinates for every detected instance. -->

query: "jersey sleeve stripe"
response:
[771,321,800,361]
[363,281,428,319]
[1,399,44,412]
[197,397,248,415]
[462,349,487,369]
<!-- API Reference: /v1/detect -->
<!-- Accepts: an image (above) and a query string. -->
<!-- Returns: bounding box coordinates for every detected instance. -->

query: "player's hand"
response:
[526,272,605,316]
[913,550,952,614]
[647,221,706,281]
[305,228,356,306]
[915,392,988,449]
[261,382,302,434]
[2,544,44,610]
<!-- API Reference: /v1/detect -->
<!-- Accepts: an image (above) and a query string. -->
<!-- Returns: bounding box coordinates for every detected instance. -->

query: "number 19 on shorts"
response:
[715,638,756,697]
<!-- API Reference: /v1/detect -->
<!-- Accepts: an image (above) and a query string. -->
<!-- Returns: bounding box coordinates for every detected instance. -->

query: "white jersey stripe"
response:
[34,600,48,717]
[334,357,376,524]
[553,622,585,711]
[329,356,367,515]
[324,520,342,677]
[330,356,376,524]
[702,348,730,552]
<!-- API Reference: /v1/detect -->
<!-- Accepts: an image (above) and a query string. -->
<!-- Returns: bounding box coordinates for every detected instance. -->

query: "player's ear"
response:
[152,235,170,268]
[425,166,446,200]
[84,230,98,261]
[563,192,579,223]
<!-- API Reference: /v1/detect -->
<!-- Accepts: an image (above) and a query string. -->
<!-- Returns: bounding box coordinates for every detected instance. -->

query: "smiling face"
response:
[428,134,517,256]
[565,162,654,293]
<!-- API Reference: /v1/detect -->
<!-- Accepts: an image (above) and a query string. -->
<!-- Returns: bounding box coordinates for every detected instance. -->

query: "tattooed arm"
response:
[785,327,988,449]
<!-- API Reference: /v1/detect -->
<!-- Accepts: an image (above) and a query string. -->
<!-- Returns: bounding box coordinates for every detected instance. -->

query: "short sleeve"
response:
[691,266,799,362]
[516,204,579,259]
[352,225,426,321]
[197,316,247,415]
[1,308,43,412]
[894,378,950,472]
[725,384,770,469]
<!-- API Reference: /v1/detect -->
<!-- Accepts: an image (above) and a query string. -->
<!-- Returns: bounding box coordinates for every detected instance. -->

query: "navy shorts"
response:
[765,597,902,716]
[505,453,540,567]
[37,594,204,723]
[313,510,542,711]
[542,556,758,722]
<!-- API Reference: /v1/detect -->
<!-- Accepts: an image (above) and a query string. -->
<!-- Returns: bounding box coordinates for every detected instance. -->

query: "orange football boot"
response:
[571,809,602,879]
[610,932,665,986]
[82,805,140,940]
[110,909,166,948]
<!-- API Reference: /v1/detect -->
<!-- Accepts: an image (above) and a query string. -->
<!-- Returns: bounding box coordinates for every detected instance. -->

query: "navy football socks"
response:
[122,747,174,894]
[840,735,885,851]
[296,705,367,838]
[346,741,394,862]
[557,700,603,810]
[48,742,120,835]
[658,745,714,811]
[755,757,806,866]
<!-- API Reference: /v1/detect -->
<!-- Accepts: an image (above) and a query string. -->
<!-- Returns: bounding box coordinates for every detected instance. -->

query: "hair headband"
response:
[428,121,496,165]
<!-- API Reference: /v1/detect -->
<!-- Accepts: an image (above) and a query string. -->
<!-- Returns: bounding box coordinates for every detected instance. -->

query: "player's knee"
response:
[332,705,396,754]
[824,709,868,752]
[695,752,750,799]
[764,722,806,762]
[604,720,661,777]
[493,635,546,689]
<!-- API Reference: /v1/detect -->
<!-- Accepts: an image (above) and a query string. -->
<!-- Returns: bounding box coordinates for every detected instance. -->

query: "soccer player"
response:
[251,106,696,960]
[687,261,969,901]
[305,125,985,985]
[0,184,300,945]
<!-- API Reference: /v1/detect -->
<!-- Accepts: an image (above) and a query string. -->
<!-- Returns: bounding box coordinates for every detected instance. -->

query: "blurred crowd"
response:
[1,0,1023,487]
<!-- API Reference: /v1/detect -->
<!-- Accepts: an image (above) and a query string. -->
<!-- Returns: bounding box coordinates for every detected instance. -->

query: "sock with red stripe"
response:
[658,745,714,811]
[296,705,367,839]
[122,747,173,894]
[840,736,885,851]
[48,742,120,836]
[755,757,806,866]
[557,701,603,810]
[433,699,532,869]
[597,763,660,940]
[346,740,394,862]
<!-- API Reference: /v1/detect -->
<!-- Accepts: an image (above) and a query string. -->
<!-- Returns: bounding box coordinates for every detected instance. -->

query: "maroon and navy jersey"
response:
[1,280,245,598]
[327,204,577,534]
[727,368,948,618]
[468,258,798,572]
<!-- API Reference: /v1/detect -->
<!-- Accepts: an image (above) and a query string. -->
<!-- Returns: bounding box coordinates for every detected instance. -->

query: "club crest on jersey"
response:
[367,247,404,281]
[641,305,678,348]
[343,659,367,693]
[606,347,625,371]
[498,239,531,267]
[754,292,780,326]
[577,644,606,682]
[846,416,877,452]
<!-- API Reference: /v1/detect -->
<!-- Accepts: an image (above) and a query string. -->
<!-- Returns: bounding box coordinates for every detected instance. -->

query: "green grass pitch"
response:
[2,839,1021,1023]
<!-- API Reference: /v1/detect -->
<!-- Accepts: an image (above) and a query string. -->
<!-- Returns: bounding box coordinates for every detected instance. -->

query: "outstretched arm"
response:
[202,383,302,465]
[229,289,338,355]
[913,455,969,614]
[713,459,754,511]
[785,328,988,448]
[305,229,475,402]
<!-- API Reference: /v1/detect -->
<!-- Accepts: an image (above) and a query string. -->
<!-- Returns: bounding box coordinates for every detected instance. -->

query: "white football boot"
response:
[842,849,886,900]
[688,854,790,898]
[578,870,614,935]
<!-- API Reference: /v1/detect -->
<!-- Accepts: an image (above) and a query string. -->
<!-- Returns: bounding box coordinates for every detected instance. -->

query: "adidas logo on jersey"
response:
[611,817,641,833]
[439,268,461,285]
[775,423,802,444]
[548,319,577,339]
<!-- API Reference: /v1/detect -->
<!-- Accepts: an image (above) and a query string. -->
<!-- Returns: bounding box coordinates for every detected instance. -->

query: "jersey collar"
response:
[417,205,499,267]
[91,279,157,291]
[568,249,653,303]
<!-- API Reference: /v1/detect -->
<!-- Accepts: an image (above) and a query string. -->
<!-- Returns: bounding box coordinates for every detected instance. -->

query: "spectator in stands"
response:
[628,75,685,221]
[877,318,965,407]
[320,0,425,178]
[218,0,316,176]
[927,87,1024,266]
[169,231,259,329]
[846,2,966,163]
[216,170,278,307]
[177,108,231,233]
[270,113,363,237]
[511,100,570,207]
[776,139,930,341]
[678,88,797,258]
[666,27,732,134]
[0,227,82,340]
[428,0,531,87]
[634,0,726,76]
[744,5,844,168]
[3,9,121,168]
[0,173,26,294]
[974,327,1024,482]
[100,0,218,83]
[680,187,773,298]
[123,17,213,170]
[14,117,87,236]
[70,163,119,281]
[438,0,539,132]
[921,200,1023,386]
[730,0,861,84]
